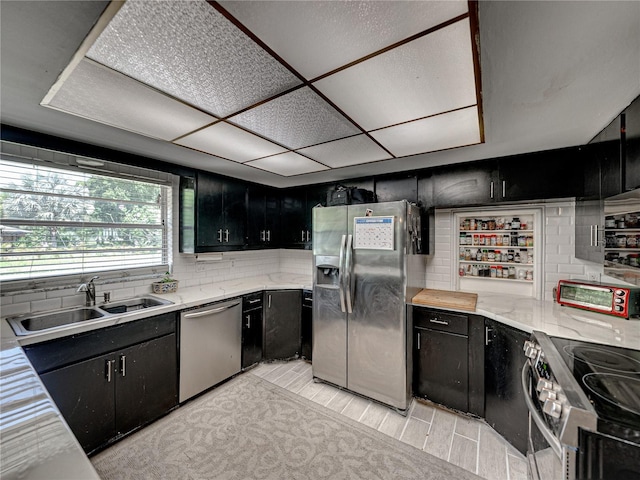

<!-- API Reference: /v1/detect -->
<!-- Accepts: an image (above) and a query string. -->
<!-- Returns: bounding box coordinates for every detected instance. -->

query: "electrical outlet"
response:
[230,260,235,268]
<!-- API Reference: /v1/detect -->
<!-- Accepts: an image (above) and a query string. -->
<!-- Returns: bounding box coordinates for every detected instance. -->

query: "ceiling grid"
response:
[40,0,483,177]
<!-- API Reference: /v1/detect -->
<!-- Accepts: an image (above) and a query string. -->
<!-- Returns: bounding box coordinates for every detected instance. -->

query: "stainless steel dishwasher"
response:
[179,299,241,402]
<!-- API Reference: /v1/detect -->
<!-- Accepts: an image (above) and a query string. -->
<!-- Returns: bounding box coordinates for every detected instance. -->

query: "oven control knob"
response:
[615,298,624,304]
[539,388,557,402]
[615,306,624,312]
[543,399,562,418]
[524,341,539,359]
[536,379,554,392]
[615,290,626,296]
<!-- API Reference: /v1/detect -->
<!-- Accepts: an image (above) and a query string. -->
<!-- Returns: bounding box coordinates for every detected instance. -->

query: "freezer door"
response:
[346,201,410,410]
[312,205,348,387]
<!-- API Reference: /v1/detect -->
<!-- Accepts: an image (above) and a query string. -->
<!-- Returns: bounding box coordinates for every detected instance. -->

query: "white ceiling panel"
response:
[370,106,481,157]
[229,87,360,149]
[297,135,392,168]
[86,0,301,117]
[174,122,287,163]
[246,152,329,177]
[42,59,216,141]
[220,0,468,80]
[314,18,477,131]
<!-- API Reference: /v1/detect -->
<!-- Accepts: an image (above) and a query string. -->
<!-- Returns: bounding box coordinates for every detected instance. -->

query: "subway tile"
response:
[31,298,62,312]
[557,264,585,274]
[11,292,46,304]
[0,302,30,317]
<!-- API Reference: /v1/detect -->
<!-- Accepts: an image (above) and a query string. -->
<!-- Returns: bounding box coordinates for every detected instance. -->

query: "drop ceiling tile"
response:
[220,0,468,80]
[86,0,301,117]
[43,59,216,141]
[229,87,360,149]
[370,106,481,157]
[314,18,477,131]
[297,135,392,168]
[246,152,329,177]
[175,123,287,163]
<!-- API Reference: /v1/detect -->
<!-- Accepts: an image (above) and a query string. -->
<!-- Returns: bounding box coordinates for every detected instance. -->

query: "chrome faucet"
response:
[77,276,100,306]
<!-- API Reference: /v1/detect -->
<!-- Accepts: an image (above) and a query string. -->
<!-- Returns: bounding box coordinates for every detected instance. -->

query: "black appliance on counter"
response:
[522,331,640,480]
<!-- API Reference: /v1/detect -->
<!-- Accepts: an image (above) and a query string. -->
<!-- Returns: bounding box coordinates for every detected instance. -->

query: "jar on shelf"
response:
[488,250,496,261]
[526,235,534,247]
[504,220,511,230]
[627,235,638,248]
[469,218,476,230]
[476,249,482,261]
[617,217,626,229]
[617,235,627,248]
[490,266,497,278]
[502,267,510,278]
[496,218,505,229]
[512,217,521,229]
[490,235,497,246]
[629,254,639,267]
[517,269,526,280]
[507,249,514,262]
[606,233,616,248]
[514,251,521,263]
[503,234,510,245]
[527,251,534,264]
[508,266,516,278]
[520,219,528,230]
[518,235,526,246]
[526,270,533,281]
[482,249,489,262]
[605,216,616,228]
[488,219,496,230]
[464,249,472,260]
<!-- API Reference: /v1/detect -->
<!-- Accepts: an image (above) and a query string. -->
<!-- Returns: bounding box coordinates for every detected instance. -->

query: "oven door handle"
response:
[521,362,563,459]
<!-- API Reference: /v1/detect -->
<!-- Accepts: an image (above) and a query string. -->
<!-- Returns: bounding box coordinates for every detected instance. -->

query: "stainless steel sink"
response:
[98,296,172,314]
[8,307,106,336]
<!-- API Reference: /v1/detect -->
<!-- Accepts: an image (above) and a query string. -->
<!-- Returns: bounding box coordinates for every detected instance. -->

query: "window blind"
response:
[0,158,170,281]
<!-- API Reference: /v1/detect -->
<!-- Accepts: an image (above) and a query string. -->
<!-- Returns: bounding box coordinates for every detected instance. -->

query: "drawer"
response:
[242,292,263,311]
[413,307,468,336]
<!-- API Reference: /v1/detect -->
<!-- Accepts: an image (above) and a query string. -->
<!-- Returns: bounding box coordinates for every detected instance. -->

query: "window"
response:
[0,158,170,282]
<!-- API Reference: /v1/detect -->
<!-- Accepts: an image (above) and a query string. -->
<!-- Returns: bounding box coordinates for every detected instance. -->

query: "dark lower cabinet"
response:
[242,292,263,369]
[24,313,178,454]
[300,290,312,360]
[484,318,529,455]
[263,290,301,360]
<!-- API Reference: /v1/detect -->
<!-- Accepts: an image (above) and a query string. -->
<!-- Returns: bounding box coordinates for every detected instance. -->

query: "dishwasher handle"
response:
[183,302,240,319]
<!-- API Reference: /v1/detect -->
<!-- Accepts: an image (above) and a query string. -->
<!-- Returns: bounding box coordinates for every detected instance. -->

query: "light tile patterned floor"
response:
[250,360,527,480]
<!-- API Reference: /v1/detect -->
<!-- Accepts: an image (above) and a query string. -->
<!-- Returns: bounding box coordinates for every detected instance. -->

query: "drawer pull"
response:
[429,318,449,325]
[248,299,261,304]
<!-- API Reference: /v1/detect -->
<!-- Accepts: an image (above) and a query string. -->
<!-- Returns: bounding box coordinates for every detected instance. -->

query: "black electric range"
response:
[550,337,640,444]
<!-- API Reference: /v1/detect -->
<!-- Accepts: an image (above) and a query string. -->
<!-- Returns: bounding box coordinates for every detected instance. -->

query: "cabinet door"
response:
[575,198,604,263]
[247,186,280,247]
[484,319,529,455]
[223,179,247,246]
[498,148,584,202]
[115,334,177,435]
[40,353,116,453]
[625,97,640,191]
[263,290,302,360]
[242,308,263,369]
[300,291,313,360]
[432,160,498,207]
[414,327,468,412]
[280,189,307,247]
[196,172,224,249]
[375,175,417,203]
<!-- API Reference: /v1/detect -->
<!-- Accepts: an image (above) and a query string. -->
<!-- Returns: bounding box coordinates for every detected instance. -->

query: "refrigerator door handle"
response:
[338,234,347,313]
[345,234,354,314]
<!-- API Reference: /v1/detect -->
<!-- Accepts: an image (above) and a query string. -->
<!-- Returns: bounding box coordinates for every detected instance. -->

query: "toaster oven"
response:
[556,279,640,319]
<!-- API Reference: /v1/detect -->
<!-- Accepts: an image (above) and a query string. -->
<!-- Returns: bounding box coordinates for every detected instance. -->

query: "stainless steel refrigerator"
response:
[312,200,425,411]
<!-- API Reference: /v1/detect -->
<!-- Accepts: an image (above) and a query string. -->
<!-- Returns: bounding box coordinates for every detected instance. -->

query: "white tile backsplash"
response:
[425,200,606,301]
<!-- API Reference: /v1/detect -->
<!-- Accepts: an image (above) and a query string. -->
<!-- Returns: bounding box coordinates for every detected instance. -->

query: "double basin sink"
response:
[8,296,173,336]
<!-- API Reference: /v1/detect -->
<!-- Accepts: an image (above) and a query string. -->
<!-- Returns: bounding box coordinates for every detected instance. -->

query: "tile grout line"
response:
[324,389,340,408]
[505,444,510,480]
[447,416,458,462]
[339,396,355,416]
[475,426,481,476]
[357,402,372,423]
[377,411,390,433]
[455,430,481,443]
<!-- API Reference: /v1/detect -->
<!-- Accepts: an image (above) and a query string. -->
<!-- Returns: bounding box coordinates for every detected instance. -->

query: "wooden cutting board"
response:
[412,288,478,312]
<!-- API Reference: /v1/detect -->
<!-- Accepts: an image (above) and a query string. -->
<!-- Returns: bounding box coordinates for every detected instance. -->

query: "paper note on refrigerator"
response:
[353,216,395,250]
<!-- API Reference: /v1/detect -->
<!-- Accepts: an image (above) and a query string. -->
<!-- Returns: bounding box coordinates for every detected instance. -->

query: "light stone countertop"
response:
[2,274,639,479]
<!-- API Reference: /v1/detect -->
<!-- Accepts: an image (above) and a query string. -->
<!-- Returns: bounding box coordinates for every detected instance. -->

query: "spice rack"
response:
[604,211,640,272]
[455,210,541,298]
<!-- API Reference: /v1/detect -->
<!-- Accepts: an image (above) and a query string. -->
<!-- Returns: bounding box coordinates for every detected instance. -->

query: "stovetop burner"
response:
[563,345,640,373]
[583,373,640,416]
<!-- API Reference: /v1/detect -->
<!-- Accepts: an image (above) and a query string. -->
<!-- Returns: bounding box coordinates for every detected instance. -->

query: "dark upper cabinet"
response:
[432,160,498,207]
[374,175,417,203]
[196,172,247,251]
[280,185,327,249]
[497,147,585,202]
[625,96,640,191]
[247,185,280,247]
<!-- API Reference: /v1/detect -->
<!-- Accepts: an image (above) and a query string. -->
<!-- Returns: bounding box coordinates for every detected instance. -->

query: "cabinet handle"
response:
[225,229,229,242]
[429,318,449,325]
[218,229,223,243]
[268,294,272,308]
[502,180,506,198]
[120,355,126,377]
[589,224,594,247]
[485,326,492,346]
[260,230,265,242]
[106,359,114,383]
[248,299,260,304]
[417,332,421,350]
[266,230,271,242]
[246,314,251,328]
[307,230,311,242]
[301,230,305,242]
[490,181,494,199]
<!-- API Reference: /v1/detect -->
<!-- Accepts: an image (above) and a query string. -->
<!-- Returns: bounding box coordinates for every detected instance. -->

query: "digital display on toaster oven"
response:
[561,285,613,308]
